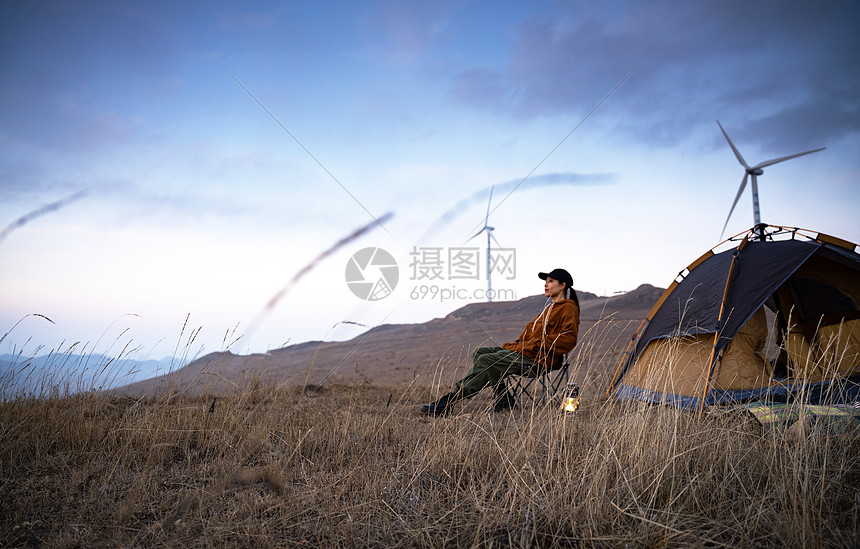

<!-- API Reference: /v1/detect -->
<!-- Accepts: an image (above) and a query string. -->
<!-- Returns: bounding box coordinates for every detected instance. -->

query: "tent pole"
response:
[606,318,647,397]
[698,237,748,418]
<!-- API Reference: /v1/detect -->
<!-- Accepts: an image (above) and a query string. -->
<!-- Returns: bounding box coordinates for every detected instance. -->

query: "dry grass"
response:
[1,371,859,548]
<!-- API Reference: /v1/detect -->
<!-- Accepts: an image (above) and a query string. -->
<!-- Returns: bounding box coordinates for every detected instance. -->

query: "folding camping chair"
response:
[503,353,571,408]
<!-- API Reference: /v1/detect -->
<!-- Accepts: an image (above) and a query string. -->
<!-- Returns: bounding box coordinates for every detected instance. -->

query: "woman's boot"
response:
[420,392,457,416]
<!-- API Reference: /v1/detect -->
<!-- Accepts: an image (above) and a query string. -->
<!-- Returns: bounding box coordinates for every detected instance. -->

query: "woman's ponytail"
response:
[566,286,579,307]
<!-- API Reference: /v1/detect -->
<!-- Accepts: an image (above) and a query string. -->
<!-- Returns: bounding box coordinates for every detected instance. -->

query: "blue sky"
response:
[1,0,858,360]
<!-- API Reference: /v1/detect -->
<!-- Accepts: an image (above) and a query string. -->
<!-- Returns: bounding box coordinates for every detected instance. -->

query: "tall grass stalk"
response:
[3,380,857,547]
[1,316,858,547]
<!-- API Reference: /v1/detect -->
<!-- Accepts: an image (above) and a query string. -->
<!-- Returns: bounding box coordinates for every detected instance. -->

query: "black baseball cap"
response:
[538,268,573,289]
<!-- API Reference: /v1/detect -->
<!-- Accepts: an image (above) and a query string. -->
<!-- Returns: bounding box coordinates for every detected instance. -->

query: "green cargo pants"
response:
[453,346,537,399]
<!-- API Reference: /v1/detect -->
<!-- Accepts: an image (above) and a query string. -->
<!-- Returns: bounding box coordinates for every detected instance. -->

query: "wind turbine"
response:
[468,185,501,302]
[717,120,825,238]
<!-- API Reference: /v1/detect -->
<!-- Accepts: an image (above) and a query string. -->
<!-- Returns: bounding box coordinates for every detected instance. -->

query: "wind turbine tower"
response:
[468,185,501,302]
[717,120,825,238]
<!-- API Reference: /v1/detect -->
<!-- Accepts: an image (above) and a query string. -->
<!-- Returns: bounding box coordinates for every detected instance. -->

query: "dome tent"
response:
[607,225,860,413]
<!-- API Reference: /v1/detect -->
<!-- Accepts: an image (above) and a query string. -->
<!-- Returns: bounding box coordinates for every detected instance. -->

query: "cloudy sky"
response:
[2,0,858,361]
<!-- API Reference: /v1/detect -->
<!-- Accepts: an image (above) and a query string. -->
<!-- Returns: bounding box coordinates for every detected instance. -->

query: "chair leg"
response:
[492,384,517,412]
[514,372,540,408]
[527,364,570,406]
[504,373,527,405]
[506,363,570,409]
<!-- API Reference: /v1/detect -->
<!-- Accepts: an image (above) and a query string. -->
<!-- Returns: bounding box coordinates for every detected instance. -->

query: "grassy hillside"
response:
[3,285,858,547]
[2,379,858,547]
[116,285,663,396]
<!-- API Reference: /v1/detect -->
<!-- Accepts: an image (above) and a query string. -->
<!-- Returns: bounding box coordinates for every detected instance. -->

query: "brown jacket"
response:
[503,299,579,368]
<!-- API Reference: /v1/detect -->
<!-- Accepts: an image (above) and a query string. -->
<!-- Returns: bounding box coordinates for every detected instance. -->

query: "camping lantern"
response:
[559,382,580,414]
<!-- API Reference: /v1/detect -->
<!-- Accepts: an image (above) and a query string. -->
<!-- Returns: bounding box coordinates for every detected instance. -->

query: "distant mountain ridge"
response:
[443,290,599,320]
[117,284,666,396]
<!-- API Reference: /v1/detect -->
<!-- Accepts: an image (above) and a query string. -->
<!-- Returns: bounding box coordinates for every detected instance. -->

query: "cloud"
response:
[448,67,512,111]
[448,0,860,152]
[216,10,279,31]
[360,0,462,64]
[738,81,860,152]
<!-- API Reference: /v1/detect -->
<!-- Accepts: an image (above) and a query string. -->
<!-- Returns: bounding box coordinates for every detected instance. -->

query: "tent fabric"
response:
[810,319,860,377]
[714,307,770,389]
[623,334,712,402]
[631,239,820,366]
[619,308,772,408]
[792,252,860,322]
[612,227,860,409]
[785,327,818,378]
[789,277,857,322]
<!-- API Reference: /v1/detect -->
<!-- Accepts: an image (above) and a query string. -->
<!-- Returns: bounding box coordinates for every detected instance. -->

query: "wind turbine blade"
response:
[484,185,494,226]
[490,232,502,248]
[466,227,485,242]
[716,120,750,169]
[720,173,749,238]
[753,147,826,170]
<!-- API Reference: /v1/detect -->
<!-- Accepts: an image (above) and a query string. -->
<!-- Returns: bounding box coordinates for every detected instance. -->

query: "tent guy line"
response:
[224,67,393,238]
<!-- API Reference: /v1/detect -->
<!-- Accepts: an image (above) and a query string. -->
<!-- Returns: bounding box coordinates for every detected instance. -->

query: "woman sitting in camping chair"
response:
[420,268,580,415]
